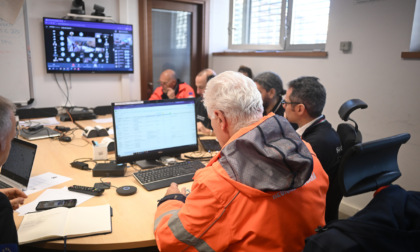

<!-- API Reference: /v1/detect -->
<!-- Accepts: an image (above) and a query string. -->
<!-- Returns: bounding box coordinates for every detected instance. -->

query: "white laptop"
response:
[19,127,60,141]
[0,138,37,191]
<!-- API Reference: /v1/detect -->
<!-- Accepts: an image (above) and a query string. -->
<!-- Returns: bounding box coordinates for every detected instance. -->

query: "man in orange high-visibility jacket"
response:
[154,71,329,252]
[149,69,195,100]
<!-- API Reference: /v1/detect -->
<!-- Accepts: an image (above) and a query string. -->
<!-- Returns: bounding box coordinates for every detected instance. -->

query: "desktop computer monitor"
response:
[112,98,198,168]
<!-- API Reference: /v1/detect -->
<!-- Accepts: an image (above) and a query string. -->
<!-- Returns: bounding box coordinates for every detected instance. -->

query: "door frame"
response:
[139,0,210,100]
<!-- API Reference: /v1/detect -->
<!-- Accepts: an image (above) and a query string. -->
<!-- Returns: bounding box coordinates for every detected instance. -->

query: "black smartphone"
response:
[35,199,77,211]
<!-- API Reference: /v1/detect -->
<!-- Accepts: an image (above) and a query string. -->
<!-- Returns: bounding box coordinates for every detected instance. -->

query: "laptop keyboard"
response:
[133,160,205,191]
[200,139,221,152]
[0,180,12,189]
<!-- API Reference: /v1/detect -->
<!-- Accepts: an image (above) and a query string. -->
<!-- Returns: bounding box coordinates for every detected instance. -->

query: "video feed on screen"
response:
[43,18,134,73]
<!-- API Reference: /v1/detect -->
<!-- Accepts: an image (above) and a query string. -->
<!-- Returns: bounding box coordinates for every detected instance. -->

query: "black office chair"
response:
[325,99,367,222]
[304,100,417,252]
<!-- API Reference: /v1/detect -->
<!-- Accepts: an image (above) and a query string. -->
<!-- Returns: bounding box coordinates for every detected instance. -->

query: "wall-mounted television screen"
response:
[43,17,134,73]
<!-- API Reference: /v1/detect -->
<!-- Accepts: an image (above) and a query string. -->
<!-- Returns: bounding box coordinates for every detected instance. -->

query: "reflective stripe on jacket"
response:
[154,114,329,252]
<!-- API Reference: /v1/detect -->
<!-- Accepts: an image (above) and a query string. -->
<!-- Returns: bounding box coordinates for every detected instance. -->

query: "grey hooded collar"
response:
[218,115,313,192]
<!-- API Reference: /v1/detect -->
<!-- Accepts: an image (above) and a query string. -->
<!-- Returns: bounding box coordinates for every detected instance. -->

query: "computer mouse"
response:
[116,186,137,196]
[59,136,71,142]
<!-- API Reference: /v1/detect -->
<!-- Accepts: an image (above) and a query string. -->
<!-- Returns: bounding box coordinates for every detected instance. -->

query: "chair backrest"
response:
[337,123,362,153]
[93,105,112,115]
[16,107,58,119]
[338,133,410,197]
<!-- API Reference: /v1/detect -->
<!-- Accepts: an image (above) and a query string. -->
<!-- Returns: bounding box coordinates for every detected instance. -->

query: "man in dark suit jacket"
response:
[283,77,342,223]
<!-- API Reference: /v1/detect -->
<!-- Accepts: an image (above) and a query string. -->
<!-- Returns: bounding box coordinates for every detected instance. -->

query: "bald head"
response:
[159,69,177,93]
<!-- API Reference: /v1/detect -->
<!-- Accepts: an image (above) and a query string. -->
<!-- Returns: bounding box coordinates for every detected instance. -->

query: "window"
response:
[229,0,330,51]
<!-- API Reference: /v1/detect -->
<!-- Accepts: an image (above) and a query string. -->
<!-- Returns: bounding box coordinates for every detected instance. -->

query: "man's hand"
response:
[164,182,186,196]
[0,188,27,210]
[197,122,212,136]
[166,88,176,99]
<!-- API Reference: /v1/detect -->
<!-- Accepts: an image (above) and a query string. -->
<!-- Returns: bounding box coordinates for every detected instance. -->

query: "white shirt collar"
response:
[296,115,324,136]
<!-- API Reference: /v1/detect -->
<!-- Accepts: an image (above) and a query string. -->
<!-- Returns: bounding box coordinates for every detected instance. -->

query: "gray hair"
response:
[253,71,285,96]
[0,96,15,146]
[203,71,263,132]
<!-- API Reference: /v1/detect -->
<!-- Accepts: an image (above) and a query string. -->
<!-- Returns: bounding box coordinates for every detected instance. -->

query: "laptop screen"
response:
[1,138,37,187]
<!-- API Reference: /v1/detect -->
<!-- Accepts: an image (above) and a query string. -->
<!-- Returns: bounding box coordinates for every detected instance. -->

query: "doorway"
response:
[139,0,209,100]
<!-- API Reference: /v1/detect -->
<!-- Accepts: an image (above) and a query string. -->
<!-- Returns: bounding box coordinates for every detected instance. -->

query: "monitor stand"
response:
[135,159,163,169]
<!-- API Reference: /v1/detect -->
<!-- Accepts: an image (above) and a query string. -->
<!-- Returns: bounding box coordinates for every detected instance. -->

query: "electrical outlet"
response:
[340,41,352,52]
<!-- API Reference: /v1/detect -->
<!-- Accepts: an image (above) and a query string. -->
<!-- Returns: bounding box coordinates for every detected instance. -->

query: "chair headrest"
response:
[338,99,368,121]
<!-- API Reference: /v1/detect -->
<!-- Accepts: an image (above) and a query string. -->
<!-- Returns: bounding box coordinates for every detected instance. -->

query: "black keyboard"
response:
[0,180,12,189]
[133,160,205,191]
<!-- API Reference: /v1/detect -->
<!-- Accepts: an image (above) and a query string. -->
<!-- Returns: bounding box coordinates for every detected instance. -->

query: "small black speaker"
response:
[116,186,137,196]
[16,107,58,119]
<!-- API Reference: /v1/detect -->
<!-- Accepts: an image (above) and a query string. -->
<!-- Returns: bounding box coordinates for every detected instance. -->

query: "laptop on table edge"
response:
[0,138,37,191]
[19,127,60,141]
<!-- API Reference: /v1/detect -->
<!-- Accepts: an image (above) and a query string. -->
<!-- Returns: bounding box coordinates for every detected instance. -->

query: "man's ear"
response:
[295,104,306,116]
[268,88,276,99]
[214,110,227,131]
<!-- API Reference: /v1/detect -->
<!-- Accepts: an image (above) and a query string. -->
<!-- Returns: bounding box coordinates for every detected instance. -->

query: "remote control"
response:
[68,185,104,196]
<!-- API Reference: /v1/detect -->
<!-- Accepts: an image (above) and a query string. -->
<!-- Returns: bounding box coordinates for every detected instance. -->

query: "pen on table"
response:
[92,140,97,146]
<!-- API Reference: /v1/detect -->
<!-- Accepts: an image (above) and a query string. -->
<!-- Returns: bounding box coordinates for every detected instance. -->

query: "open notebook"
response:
[0,138,37,191]
[18,204,112,244]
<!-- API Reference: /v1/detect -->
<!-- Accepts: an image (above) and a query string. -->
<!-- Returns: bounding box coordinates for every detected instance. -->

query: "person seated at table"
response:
[154,71,328,252]
[283,76,342,222]
[254,71,298,129]
[195,68,216,136]
[253,71,286,116]
[149,69,195,100]
[0,96,28,250]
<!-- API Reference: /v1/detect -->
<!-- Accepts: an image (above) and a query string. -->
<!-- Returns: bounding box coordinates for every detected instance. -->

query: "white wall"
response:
[25,0,140,108]
[209,0,420,215]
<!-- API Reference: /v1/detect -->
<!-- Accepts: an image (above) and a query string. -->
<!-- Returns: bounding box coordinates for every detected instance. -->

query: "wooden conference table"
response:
[13,116,213,251]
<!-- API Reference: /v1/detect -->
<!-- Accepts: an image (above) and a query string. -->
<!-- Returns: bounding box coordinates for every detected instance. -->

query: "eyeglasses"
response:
[281,99,300,106]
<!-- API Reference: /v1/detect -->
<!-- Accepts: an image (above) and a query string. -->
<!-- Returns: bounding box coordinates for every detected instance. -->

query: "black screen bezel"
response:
[112,98,199,165]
